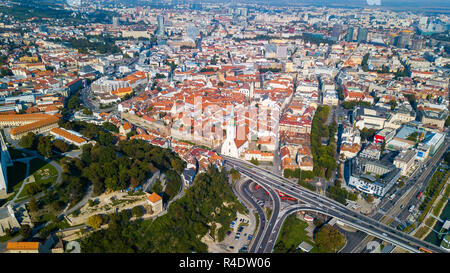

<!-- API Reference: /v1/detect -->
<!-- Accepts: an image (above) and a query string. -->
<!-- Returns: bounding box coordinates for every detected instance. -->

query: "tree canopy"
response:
[314,225,346,253]
[81,166,246,253]
[310,105,337,178]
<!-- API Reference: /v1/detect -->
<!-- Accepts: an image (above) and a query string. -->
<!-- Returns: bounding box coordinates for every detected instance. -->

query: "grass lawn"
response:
[273,214,317,253]
[0,233,19,242]
[266,207,272,219]
[29,158,58,180]
[17,158,58,199]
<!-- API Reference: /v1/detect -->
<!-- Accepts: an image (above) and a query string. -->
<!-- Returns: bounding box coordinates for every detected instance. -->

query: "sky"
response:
[231,0,450,8]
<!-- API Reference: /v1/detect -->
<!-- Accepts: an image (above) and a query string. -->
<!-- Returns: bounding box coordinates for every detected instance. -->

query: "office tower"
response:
[345,27,354,42]
[412,39,424,51]
[186,25,199,41]
[357,27,368,43]
[67,0,82,8]
[398,30,412,48]
[240,8,248,17]
[112,17,119,28]
[419,16,428,26]
[332,24,342,41]
[192,3,202,10]
[157,15,165,36]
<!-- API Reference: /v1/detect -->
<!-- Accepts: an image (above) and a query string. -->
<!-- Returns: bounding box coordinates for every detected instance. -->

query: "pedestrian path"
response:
[8,157,32,206]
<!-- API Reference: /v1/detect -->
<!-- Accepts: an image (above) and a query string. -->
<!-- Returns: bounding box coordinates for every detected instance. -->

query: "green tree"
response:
[361,53,369,71]
[98,131,114,146]
[37,136,53,157]
[389,100,397,110]
[314,225,346,253]
[445,116,450,127]
[80,165,245,253]
[25,182,44,196]
[445,151,450,164]
[83,108,93,115]
[230,169,241,183]
[19,224,32,239]
[406,132,418,142]
[131,206,144,218]
[104,176,119,191]
[67,95,81,110]
[151,179,163,194]
[53,139,70,153]
[87,214,103,229]
[381,140,386,154]
[170,158,185,174]
[250,157,260,165]
[102,122,119,133]
[28,197,39,212]
[4,228,15,237]
[19,132,36,149]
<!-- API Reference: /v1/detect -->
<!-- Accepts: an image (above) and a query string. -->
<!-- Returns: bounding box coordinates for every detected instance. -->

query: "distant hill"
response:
[205,0,450,9]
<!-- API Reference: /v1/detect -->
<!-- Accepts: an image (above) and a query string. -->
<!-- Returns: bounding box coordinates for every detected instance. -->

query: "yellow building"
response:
[111,86,133,98]
[0,114,60,139]
[19,56,39,63]
[6,242,43,253]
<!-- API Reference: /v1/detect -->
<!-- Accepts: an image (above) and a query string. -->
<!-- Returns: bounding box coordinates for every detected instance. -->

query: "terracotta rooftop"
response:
[50,127,86,144]
[7,242,40,250]
[147,192,162,203]
[2,114,59,136]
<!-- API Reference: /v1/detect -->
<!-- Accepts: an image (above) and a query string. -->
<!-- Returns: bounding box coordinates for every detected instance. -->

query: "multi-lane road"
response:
[224,155,448,253]
[237,180,267,253]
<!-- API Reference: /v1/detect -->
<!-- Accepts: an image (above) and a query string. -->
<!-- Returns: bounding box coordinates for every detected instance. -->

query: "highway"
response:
[224,155,448,253]
[349,140,449,252]
[379,141,448,225]
[246,177,281,253]
[237,180,267,253]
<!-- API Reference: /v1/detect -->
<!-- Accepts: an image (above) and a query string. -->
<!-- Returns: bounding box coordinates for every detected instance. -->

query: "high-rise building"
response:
[419,16,428,26]
[345,27,354,42]
[112,17,119,28]
[397,30,412,48]
[412,39,424,51]
[239,8,248,17]
[67,0,82,8]
[157,15,165,36]
[186,25,199,41]
[331,24,342,41]
[192,3,202,10]
[357,27,368,43]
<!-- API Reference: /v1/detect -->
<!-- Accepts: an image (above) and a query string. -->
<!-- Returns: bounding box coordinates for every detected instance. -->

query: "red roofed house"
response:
[120,122,132,135]
[146,192,163,214]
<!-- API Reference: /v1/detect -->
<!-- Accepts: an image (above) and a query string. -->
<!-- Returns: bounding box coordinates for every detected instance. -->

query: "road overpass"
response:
[223,155,447,253]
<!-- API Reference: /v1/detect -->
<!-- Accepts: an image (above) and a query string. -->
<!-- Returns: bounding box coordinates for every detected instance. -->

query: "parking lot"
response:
[221,212,253,253]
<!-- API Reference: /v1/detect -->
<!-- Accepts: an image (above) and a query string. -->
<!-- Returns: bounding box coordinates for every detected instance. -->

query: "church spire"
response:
[226,107,235,140]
